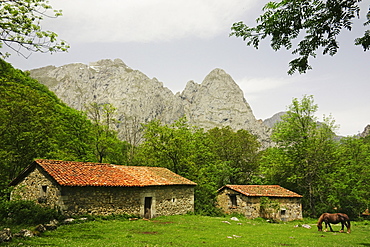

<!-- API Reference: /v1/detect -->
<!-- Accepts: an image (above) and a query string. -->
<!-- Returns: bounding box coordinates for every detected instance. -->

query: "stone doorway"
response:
[144,197,152,219]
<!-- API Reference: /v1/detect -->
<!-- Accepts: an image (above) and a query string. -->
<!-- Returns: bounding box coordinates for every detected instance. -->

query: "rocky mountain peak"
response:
[201,68,243,93]
[89,58,127,67]
[360,124,370,138]
[29,59,272,148]
[263,112,287,128]
[180,67,259,132]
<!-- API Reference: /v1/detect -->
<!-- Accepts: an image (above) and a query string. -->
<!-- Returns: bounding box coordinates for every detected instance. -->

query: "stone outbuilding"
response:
[10,159,197,218]
[217,185,302,221]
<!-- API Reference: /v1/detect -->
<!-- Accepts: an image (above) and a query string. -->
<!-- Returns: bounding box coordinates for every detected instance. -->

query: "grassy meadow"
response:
[2,215,370,247]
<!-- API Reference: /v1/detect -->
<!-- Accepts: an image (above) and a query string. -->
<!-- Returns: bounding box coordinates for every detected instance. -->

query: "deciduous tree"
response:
[137,117,207,176]
[206,126,261,185]
[137,117,226,215]
[119,115,143,165]
[0,60,99,193]
[0,0,69,58]
[85,102,121,163]
[231,0,369,74]
[261,95,338,216]
[329,136,370,217]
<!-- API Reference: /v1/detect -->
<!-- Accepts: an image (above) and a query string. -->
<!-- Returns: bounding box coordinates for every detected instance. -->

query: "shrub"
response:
[0,200,62,225]
[259,197,280,221]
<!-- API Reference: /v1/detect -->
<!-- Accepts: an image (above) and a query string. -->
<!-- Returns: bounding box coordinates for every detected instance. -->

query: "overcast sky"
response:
[6,0,370,136]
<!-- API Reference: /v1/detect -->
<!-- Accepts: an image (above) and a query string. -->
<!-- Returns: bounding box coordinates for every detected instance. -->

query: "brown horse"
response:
[317,213,351,233]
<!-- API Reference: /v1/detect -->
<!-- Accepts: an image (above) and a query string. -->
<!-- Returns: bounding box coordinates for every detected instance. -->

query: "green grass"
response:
[2,215,370,246]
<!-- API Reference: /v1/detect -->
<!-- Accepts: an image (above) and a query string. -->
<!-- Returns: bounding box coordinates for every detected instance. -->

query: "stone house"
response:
[217,185,302,221]
[10,159,197,218]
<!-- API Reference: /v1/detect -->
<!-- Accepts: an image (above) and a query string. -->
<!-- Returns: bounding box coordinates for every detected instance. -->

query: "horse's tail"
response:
[346,217,351,232]
[340,213,351,233]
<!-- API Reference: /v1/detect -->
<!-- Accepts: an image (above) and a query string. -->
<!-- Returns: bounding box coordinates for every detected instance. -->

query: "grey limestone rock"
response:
[30,59,272,148]
[180,68,271,146]
[360,124,370,138]
[14,229,34,238]
[0,228,12,242]
[263,111,286,129]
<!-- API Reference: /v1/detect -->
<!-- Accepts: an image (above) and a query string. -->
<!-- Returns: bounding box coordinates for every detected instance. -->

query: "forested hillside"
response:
[0,60,262,215]
[0,59,126,190]
[1,60,369,218]
[261,96,370,217]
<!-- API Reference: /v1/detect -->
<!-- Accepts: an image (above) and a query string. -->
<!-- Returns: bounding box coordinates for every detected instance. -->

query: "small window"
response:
[281,209,286,216]
[38,185,48,203]
[60,189,66,196]
[41,186,48,196]
[229,194,237,208]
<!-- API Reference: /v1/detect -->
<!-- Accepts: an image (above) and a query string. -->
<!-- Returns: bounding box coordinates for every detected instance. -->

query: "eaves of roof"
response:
[219,185,302,198]
[10,159,197,187]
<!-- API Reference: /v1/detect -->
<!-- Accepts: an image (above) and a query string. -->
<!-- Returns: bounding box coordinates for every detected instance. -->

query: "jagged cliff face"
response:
[263,111,286,129]
[30,59,271,147]
[30,59,182,123]
[360,125,370,138]
[180,68,271,145]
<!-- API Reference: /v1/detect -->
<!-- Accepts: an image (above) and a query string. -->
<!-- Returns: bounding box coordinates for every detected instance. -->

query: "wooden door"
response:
[144,197,152,219]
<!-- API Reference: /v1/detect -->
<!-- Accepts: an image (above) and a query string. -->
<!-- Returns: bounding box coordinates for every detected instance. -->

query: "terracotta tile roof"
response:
[219,185,302,198]
[33,159,196,187]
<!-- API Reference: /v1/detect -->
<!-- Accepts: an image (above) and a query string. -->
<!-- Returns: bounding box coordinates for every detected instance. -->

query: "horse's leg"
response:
[323,222,328,232]
[339,222,344,233]
[328,222,334,232]
[346,221,351,233]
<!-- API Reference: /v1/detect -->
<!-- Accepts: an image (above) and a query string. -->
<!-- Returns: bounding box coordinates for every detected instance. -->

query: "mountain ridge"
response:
[29,58,369,145]
[29,59,270,147]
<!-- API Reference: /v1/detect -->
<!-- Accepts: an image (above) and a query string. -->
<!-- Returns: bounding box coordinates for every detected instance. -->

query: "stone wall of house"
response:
[274,197,303,221]
[59,185,195,218]
[11,168,195,218]
[216,188,302,221]
[10,166,61,209]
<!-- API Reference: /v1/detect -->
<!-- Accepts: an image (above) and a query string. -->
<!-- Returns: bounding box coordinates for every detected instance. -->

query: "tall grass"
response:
[3,215,370,246]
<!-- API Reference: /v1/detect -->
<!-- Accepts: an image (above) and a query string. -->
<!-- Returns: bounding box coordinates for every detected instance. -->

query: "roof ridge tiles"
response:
[32,159,196,187]
[220,184,302,198]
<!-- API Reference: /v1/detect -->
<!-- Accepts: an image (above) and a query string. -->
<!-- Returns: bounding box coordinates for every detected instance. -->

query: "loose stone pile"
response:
[0,219,75,243]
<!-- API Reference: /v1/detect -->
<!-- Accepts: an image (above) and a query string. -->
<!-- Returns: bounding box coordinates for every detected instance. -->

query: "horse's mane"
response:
[317,213,326,223]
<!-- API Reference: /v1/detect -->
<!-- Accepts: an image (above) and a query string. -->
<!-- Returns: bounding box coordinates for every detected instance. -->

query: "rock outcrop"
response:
[30,59,271,147]
[360,124,370,138]
[263,111,286,129]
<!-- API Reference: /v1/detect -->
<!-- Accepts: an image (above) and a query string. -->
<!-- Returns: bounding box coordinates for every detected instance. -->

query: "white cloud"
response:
[236,76,297,101]
[46,0,257,43]
[234,76,310,121]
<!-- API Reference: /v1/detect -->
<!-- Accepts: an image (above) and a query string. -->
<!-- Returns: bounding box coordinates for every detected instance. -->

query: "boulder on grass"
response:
[63,218,75,224]
[14,229,34,238]
[35,224,46,233]
[45,220,58,230]
[0,228,12,242]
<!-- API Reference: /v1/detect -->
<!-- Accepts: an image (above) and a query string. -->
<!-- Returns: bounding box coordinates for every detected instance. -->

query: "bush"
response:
[0,200,62,225]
